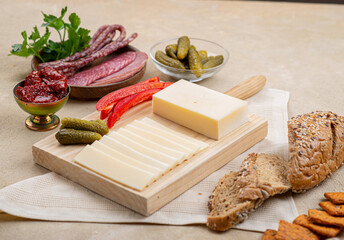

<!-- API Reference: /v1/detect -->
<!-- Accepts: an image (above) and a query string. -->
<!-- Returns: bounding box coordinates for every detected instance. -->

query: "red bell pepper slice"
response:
[96,81,172,111]
[100,103,116,120]
[107,88,162,128]
[138,76,160,85]
[99,77,161,119]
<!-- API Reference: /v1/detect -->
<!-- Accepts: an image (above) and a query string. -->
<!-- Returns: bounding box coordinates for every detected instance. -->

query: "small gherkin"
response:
[55,128,102,145]
[61,117,109,136]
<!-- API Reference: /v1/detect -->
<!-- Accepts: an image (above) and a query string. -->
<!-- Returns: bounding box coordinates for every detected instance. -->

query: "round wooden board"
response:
[32,45,147,101]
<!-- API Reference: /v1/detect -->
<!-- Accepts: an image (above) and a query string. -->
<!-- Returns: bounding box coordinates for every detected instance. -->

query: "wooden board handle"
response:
[225,75,266,100]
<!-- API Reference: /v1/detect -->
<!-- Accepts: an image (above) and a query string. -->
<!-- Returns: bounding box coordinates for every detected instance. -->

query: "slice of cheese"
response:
[74,145,155,191]
[91,141,162,177]
[152,79,249,140]
[141,117,209,151]
[99,135,170,172]
[131,119,205,154]
[124,124,194,159]
[109,132,179,167]
[117,127,187,160]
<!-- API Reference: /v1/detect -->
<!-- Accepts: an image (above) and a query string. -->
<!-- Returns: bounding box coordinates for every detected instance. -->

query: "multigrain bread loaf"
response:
[288,111,344,192]
[207,153,290,231]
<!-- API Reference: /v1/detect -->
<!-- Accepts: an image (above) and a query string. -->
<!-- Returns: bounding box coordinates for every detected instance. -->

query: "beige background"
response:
[1,0,344,239]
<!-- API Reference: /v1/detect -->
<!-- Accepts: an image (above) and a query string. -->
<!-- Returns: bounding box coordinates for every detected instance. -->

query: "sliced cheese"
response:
[74,145,155,191]
[124,124,194,159]
[117,127,187,160]
[152,80,249,140]
[131,119,204,154]
[109,132,179,167]
[91,141,162,177]
[141,117,209,151]
[99,136,170,172]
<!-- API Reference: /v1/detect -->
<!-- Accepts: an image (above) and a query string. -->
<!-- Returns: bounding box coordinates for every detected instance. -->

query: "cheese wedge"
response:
[99,136,170,172]
[124,124,194,159]
[91,141,162,177]
[74,145,155,191]
[141,117,209,150]
[109,132,179,167]
[117,127,187,160]
[152,80,249,140]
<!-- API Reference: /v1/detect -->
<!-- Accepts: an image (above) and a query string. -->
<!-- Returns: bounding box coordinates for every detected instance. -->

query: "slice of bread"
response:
[236,153,290,201]
[207,153,290,231]
[207,171,257,231]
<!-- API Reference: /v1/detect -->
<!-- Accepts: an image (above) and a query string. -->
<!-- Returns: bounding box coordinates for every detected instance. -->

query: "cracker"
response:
[275,220,319,240]
[308,209,344,228]
[293,214,342,237]
[324,192,344,205]
[319,201,344,216]
[262,229,277,240]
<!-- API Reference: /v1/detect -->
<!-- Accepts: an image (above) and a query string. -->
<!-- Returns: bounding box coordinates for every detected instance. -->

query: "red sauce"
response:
[16,67,68,103]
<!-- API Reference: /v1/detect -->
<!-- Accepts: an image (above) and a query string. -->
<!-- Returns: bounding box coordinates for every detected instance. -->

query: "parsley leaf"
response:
[69,13,80,29]
[9,6,90,63]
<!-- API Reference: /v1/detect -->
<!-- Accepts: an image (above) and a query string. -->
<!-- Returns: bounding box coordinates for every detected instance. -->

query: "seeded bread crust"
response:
[288,111,344,192]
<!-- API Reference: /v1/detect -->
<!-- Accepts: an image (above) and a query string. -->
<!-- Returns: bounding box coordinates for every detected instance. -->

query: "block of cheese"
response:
[152,80,249,140]
[74,145,155,191]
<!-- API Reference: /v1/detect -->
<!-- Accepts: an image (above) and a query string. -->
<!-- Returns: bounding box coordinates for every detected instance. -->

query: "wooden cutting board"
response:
[32,76,268,216]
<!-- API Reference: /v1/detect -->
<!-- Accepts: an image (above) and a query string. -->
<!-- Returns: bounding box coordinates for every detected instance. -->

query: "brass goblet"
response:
[13,80,70,131]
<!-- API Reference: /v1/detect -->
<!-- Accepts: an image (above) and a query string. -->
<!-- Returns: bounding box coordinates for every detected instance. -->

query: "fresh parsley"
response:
[9,7,91,62]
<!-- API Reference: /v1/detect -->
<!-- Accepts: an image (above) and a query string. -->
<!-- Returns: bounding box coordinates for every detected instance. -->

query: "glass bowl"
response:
[150,37,229,82]
[13,80,70,131]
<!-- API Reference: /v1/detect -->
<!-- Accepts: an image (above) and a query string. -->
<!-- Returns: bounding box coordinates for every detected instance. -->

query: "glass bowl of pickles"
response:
[150,36,229,82]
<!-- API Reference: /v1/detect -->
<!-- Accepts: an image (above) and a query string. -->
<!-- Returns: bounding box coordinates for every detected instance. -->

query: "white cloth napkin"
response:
[0,88,298,232]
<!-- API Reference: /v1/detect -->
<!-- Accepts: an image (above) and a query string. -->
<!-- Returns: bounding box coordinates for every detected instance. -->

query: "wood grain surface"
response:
[32,99,267,216]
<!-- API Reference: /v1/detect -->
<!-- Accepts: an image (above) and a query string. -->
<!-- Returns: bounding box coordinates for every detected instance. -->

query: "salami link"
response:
[67,51,136,86]
[89,25,109,45]
[90,52,148,86]
[61,33,137,77]
[37,24,136,78]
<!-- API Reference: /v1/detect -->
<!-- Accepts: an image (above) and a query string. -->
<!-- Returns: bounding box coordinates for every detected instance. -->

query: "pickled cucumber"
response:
[61,118,109,136]
[201,56,215,65]
[55,128,102,145]
[202,55,224,69]
[155,50,185,69]
[156,36,225,78]
[198,50,208,62]
[165,44,178,59]
[177,36,190,60]
[188,47,203,77]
